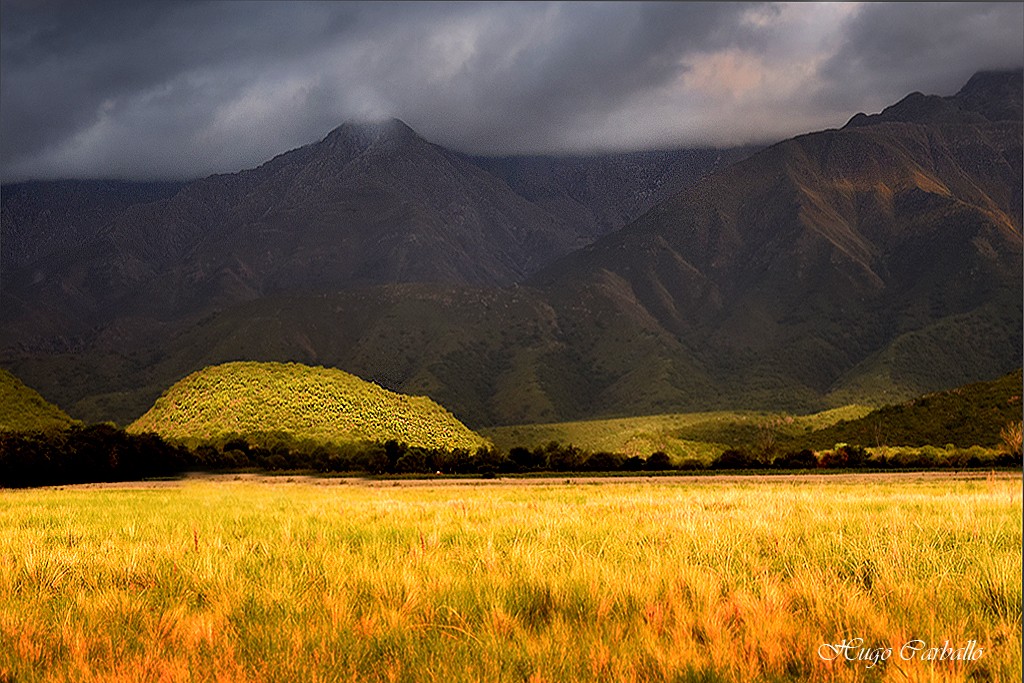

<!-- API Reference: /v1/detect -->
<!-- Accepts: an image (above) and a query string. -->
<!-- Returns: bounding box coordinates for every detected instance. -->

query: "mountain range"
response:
[1,70,1020,428]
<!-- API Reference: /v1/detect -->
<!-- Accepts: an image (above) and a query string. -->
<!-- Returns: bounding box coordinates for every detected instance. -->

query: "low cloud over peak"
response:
[2,1,1021,182]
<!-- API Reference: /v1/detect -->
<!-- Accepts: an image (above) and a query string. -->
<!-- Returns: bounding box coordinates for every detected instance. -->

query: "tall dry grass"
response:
[0,474,1020,682]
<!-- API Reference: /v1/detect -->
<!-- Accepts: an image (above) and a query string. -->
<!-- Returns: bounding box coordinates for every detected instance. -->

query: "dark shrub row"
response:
[710,445,867,469]
[711,444,1021,470]
[0,425,190,487]
[0,430,682,486]
[195,439,678,476]
[2,427,1020,487]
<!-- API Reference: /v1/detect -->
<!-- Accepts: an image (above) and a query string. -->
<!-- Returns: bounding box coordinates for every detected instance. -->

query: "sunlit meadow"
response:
[1,473,1020,682]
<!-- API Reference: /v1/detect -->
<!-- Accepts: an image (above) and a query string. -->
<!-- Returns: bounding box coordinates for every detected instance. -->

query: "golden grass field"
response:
[1,473,1020,682]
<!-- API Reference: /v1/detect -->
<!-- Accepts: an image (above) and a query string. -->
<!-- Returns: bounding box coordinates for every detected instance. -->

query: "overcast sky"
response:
[2,1,1021,182]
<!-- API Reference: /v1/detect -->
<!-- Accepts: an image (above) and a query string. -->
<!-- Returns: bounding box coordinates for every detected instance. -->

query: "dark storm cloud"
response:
[1,0,377,179]
[1,2,1021,182]
[817,2,1024,117]
[357,2,763,151]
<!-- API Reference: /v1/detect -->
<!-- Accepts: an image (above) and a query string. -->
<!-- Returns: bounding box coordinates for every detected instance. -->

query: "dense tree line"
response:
[1,426,1020,488]
[187,438,678,476]
[710,443,1020,470]
[0,425,190,487]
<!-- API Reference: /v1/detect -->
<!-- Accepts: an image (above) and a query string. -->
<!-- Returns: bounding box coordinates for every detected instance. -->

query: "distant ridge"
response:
[127,361,488,450]
[845,68,1023,127]
[785,368,1024,450]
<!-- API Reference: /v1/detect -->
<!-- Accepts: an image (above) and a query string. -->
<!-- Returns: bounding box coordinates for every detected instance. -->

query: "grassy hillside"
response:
[782,368,1023,450]
[482,405,872,459]
[484,370,1022,460]
[0,368,76,432]
[826,305,1024,408]
[127,361,488,451]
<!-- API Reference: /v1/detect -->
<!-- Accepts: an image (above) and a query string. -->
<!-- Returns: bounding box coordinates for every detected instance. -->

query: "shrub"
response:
[509,446,544,471]
[773,449,818,469]
[819,443,868,468]
[621,456,646,471]
[646,451,672,471]
[545,442,586,471]
[473,447,509,474]
[393,448,426,473]
[1000,421,1022,460]
[584,451,623,472]
[712,449,757,469]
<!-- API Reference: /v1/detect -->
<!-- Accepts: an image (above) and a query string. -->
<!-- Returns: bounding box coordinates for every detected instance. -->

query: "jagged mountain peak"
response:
[956,68,1023,99]
[954,68,1023,122]
[844,69,1023,128]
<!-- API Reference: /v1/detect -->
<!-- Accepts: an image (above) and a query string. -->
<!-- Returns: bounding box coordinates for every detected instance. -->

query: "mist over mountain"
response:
[1,71,1020,427]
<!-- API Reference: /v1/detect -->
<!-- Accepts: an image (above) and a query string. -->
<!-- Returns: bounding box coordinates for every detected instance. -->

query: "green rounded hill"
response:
[0,368,76,432]
[128,361,487,451]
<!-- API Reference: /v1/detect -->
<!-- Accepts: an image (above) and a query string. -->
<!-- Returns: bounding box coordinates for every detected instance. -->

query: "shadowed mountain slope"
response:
[468,146,759,244]
[0,179,183,272]
[2,120,747,347]
[1,119,572,338]
[529,69,1022,410]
